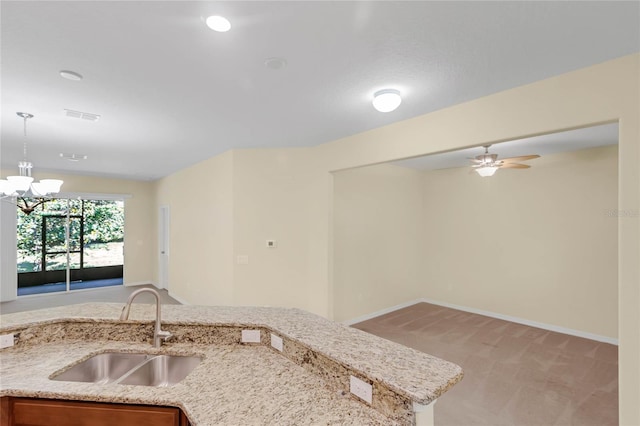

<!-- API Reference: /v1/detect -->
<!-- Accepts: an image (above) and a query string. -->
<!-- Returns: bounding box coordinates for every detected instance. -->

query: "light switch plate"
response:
[0,333,14,349]
[270,333,283,352]
[350,375,373,404]
[241,329,261,343]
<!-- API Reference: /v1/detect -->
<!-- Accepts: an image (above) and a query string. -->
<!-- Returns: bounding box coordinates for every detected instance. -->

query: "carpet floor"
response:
[353,302,617,426]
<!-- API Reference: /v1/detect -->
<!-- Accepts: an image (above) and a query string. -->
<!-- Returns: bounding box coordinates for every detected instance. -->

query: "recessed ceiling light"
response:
[264,57,287,70]
[372,89,402,112]
[59,70,83,81]
[206,15,231,32]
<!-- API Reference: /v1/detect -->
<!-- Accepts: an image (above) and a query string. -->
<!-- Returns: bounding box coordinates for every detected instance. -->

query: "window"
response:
[17,198,124,291]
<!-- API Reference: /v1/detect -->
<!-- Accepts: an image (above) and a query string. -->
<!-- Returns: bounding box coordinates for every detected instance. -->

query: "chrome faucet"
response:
[119,288,172,348]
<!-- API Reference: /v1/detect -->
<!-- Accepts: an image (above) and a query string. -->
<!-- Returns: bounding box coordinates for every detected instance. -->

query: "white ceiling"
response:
[1,1,638,180]
[392,123,619,171]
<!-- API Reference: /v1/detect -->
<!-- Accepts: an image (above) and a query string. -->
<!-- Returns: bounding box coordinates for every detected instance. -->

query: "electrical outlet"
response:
[350,375,372,404]
[266,239,277,248]
[0,333,15,349]
[241,329,261,343]
[270,333,283,352]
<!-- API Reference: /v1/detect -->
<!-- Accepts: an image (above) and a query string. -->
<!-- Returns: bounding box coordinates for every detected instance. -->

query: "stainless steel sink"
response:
[118,355,202,387]
[51,352,150,384]
[51,352,202,387]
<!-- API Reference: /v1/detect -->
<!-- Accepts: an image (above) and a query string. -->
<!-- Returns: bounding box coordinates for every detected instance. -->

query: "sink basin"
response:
[51,352,202,387]
[118,355,202,387]
[52,352,150,384]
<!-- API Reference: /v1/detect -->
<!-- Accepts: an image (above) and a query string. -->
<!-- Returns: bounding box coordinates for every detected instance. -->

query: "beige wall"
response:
[155,148,315,308]
[332,164,426,322]
[157,54,638,423]
[422,145,618,338]
[231,149,314,307]
[154,151,234,305]
[332,146,618,337]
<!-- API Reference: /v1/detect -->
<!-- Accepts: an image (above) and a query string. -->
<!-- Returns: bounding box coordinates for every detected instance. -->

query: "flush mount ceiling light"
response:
[372,89,402,112]
[59,70,83,81]
[0,113,64,215]
[206,15,231,32]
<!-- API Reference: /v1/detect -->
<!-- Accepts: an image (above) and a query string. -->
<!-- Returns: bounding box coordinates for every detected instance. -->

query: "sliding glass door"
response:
[17,198,124,295]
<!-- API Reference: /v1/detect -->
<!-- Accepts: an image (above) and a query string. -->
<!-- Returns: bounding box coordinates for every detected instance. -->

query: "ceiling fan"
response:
[470,145,540,177]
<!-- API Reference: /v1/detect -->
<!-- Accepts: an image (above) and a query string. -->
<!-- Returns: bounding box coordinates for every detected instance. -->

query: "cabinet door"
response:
[1,397,9,426]
[3,398,187,426]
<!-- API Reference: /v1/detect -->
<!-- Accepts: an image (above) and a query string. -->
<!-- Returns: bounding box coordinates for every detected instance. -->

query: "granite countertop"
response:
[0,303,463,425]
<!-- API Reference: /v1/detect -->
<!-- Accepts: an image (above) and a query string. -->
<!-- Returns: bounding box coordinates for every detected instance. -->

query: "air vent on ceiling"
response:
[60,153,88,162]
[64,109,100,122]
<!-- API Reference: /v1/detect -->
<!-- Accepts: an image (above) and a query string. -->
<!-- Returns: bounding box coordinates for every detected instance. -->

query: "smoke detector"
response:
[265,57,287,70]
[59,70,83,81]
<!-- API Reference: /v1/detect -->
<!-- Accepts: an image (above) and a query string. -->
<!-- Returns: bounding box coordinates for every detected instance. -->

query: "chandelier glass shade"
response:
[0,113,64,214]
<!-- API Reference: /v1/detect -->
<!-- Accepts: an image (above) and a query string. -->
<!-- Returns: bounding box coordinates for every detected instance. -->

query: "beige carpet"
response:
[0,284,180,315]
[353,302,617,426]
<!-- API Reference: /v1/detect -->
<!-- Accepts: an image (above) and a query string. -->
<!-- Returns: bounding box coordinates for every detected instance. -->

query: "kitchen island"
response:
[0,303,462,425]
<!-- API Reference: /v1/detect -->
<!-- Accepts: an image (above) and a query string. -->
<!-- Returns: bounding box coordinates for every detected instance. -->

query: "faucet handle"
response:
[119,305,130,321]
[157,330,172,341]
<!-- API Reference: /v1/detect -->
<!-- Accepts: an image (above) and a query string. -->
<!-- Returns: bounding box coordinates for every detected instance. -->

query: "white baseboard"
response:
[421,298,618,345]
[123,281,156,288]
[345,297,618,345]
[168,291,190,306]
[341,299,424,326]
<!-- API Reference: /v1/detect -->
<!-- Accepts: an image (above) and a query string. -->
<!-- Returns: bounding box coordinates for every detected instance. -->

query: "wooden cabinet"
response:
[0,397,190,426]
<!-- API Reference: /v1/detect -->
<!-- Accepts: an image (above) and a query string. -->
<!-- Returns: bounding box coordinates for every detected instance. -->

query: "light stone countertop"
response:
[0,303,463,425]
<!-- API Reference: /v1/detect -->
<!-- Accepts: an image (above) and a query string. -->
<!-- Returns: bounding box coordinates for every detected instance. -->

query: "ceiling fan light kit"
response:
[475,166,499,177]
[471,145,539,177]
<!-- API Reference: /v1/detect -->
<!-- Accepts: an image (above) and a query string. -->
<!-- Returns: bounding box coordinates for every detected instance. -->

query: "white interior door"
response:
[158,205,170,290]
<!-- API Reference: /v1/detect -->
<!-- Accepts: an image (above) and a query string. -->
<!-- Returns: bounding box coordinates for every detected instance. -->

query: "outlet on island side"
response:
[350,375,373,404]
[241,329,261,343]
[270,333,283,352]
[0,333,15,349]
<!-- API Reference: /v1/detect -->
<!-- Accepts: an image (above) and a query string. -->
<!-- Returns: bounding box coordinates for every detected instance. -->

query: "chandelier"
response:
[0,112,64,214]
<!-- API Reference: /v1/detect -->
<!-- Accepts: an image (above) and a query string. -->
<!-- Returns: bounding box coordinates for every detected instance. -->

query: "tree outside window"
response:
[17,199,124,274]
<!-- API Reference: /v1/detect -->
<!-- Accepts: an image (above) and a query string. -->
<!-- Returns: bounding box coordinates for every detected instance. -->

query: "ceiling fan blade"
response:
[500,154,540,163]
[500,163,530,169]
